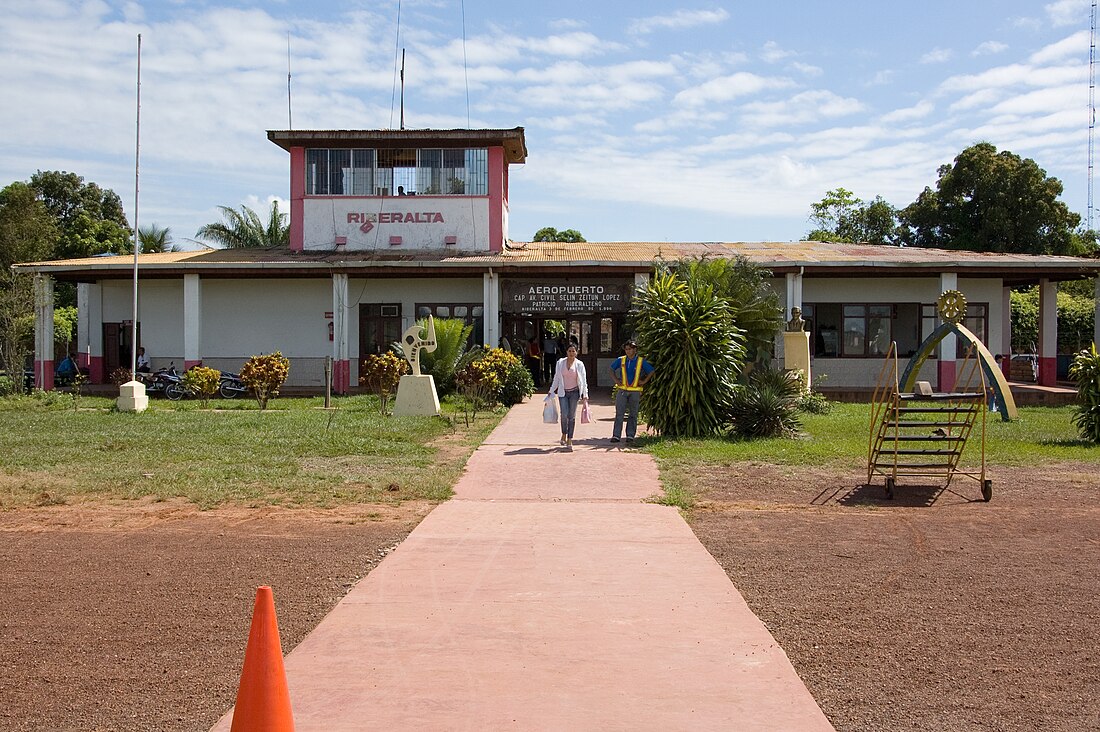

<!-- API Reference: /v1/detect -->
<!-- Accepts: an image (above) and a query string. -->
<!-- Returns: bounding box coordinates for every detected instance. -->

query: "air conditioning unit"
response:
[381,305,400,317]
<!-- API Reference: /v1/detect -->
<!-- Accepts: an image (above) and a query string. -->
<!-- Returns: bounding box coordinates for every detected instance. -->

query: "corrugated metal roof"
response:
[15,241,1100,279]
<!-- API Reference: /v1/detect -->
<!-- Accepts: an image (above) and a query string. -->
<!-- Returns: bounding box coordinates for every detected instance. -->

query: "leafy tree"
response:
[28,171,131,259]
[1070,343,1100,442]
[631,270,746,437]
[806,187,899,245]
[0,182,59,270]
[0,269,34,389]
[899,143,1083,255]
[532,227,586,243]
[196,201,289,248]
[1009,286,1095,354]
[668,256,783,364]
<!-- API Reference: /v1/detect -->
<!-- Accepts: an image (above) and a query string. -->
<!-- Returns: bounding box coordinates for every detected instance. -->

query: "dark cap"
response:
[623,340,638,349]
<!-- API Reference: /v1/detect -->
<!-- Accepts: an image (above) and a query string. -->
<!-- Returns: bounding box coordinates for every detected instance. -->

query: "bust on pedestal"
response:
[783,307,811,393]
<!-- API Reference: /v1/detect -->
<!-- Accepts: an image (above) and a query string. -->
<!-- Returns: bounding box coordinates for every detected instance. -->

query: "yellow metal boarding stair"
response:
[867,342,992,502]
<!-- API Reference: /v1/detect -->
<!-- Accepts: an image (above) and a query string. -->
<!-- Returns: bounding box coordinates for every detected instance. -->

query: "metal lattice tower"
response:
[1090,1,1097,230]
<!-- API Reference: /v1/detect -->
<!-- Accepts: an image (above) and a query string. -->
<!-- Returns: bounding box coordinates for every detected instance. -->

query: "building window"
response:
[804,303,920,358]
[416,303,484,345]
[306,147,488,196]
[922,302,988,357]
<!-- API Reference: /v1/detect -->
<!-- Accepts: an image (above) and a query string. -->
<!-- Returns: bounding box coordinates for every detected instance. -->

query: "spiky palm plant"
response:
[727,367,803,439]
[631,270,746,437]
[195,202,289,248]
[418,318,473,395]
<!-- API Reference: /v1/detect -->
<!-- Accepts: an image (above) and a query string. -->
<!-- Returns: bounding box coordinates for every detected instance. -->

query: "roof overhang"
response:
[267,127,528,164]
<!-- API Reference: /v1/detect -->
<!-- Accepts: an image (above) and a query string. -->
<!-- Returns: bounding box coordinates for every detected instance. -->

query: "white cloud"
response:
[673,71,795,106]
[1029,30,1089,64]
[972,41,1008,56]
[790,61,823,77]
[880,100,935,123]
[867,69,895,86]
[1045,0,1091,27]
[627,8,729,35]
[761,41,792,64]
[920,47,954,64]
[740,90,865,128]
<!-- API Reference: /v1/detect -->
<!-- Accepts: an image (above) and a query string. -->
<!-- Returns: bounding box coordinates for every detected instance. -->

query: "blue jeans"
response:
[613,389,641,439]
[559,387,581,439]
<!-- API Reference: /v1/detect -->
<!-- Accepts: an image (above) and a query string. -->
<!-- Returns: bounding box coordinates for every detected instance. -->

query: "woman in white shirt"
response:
[546,344,589,452]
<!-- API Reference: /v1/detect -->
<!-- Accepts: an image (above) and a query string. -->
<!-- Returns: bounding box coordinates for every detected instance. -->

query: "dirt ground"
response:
[1,464,1098,731]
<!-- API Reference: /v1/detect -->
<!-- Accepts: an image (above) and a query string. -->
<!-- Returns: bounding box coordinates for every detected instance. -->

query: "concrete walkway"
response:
[212,394,833,731]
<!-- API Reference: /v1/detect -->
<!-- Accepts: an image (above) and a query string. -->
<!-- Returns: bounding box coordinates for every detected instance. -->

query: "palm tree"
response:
[195,201,289,248]
[137,224,180,253]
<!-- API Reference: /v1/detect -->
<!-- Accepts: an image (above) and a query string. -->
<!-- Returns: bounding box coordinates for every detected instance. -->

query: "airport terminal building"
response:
[19,127,1100,394]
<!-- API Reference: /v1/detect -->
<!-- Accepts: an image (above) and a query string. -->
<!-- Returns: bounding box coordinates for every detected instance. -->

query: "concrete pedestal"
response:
[783,331,811,392]
[393,374,440,417]
[116,380,148,413]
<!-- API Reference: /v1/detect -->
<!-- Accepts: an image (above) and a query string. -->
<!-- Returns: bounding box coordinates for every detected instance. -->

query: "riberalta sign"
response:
[348,211,445,234]
[502,280,633,314]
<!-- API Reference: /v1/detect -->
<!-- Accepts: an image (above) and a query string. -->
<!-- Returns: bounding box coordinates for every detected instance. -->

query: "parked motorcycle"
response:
[218,371,248,399]
[136,363,185,400]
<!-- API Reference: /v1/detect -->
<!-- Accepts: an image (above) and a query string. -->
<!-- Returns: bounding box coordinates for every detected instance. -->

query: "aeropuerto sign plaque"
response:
[502,280,633,314]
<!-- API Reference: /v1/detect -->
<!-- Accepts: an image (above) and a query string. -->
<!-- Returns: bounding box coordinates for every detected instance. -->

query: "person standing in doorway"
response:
[525,337,543,387]
[548,343,589,452]
[610,340,654,443]
[541,329,559,384]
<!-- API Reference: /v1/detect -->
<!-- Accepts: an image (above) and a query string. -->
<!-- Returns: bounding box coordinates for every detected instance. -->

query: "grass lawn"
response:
[643,403,1099,507]
[0,391,504,509]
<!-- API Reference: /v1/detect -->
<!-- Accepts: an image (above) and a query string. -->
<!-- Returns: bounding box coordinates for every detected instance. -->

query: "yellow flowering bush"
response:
[240,351,290,410]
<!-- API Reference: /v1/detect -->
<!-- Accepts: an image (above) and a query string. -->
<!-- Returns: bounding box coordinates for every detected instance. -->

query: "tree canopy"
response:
[28,170,132,259]
[0,182,58,270]
[532,227,586,243]
[805,187,898,245]
[900,143,1082,254]
[808,143,1093,256]
[195,202,289,248]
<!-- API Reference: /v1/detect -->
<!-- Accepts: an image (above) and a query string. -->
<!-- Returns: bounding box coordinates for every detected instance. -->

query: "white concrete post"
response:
[1038,278,1058,385]
[1000,286,1012,378]
[785,271,803,317]
[332,273,349,392]
[483,271,500,348]
[77,283,104,382]
[33,275,54,389]
[183,274,202,368]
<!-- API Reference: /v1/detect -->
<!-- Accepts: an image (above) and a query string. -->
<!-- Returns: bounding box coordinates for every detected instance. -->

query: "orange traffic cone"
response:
[230,586,295,732]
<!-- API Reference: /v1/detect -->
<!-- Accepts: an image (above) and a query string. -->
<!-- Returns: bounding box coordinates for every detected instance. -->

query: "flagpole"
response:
[131,33,141,378]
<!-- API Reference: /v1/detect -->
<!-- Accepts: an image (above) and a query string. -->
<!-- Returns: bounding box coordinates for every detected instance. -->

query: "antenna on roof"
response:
[1089,2,1097,230]
[400,48,406,130]
[287,32,293,130]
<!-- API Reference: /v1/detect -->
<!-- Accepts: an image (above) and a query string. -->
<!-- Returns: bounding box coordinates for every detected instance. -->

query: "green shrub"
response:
[1069,343,1100,443]
[240,351,290,410]
[727,367,803,439]
[359,351,409,413]
[631,270,746,437]
[0,374,14,397]
[454,347,530,407]
[498,355,534,406]
[418,317,472,395]
[182,365,221,407]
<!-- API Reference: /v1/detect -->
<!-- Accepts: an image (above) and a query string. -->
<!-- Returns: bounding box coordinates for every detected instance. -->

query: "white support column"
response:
[183,274,202,369]
[1095,277,1100,348]
[483,271,500,348]
[938,273,958,391]
[332,273,350,393]
[1038,278,1058,385]
[1000,286,1012,378]
[785,271,803,317]
[33,275,55,390]
[77,283,104,382]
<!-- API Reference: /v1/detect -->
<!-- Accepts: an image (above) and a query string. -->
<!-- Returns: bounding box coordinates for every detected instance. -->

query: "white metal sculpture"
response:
[400,315,437,376]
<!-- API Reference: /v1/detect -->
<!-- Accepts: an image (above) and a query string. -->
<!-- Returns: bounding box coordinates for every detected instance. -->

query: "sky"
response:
[1,0,1096,248]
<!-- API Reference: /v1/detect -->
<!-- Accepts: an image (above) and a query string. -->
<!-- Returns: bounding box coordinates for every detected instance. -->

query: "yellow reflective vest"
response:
[617,356,645,391]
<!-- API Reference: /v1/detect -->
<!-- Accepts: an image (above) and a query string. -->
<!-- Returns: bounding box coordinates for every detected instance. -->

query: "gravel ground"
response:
[1,462,1097,732]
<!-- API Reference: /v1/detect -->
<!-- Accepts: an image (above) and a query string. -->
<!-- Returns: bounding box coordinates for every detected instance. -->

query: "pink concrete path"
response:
[212,394,833,731]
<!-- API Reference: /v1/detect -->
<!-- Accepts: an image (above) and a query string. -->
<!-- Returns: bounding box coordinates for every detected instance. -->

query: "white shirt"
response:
[547,357,589,399]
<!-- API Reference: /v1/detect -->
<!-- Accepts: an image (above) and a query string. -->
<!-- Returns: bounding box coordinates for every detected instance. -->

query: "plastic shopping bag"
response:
[580,402,591,425]
[543,397,559,424]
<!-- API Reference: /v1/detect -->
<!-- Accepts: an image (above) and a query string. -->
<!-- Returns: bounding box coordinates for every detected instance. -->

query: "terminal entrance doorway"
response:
[501,315,626,387]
